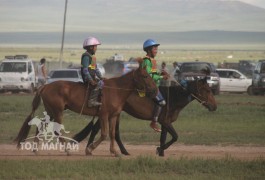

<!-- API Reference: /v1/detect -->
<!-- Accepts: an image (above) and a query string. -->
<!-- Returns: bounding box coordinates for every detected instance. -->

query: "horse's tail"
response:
[61,125,70,134]
[14,86,44,148]
[72,118,95,143]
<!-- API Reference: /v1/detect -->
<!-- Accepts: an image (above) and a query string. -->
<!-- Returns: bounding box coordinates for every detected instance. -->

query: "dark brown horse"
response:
[73,75,217,156]
[15,63,158,156]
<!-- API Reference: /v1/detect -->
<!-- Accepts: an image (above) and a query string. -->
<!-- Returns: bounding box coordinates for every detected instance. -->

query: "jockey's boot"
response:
[150,104,162,132]
[150,121,161,132]
[88,88,102,107]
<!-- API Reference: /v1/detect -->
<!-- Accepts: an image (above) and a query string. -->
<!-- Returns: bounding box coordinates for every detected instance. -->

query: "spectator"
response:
[37,58,47,87]
[160,61,169,74]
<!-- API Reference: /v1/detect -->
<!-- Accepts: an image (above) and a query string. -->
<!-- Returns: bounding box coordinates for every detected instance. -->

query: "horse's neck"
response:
[161,86,193,112]
[105,71,135,90]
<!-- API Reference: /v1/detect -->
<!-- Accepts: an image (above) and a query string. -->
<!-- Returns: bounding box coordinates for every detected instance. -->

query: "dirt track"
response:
[0,142,264,160]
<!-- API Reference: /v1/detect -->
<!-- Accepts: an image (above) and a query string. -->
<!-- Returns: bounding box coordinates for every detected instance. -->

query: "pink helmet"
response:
[83,37,101,48]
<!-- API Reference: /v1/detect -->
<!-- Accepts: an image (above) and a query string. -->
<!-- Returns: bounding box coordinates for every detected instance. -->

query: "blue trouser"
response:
[152,90,166,122]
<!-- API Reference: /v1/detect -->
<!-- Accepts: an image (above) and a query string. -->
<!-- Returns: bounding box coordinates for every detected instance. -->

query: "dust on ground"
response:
[0,142,264,161]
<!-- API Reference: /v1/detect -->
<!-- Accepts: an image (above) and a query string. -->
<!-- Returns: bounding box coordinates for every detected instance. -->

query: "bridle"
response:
[174,79,208,106]
[132,70,155,97]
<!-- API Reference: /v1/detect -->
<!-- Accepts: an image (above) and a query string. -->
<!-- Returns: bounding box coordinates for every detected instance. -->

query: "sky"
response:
[239,0,265,8]
[0,0,265,32]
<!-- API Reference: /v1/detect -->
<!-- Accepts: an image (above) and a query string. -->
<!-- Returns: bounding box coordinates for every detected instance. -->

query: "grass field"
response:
[0,93,264,179]
[0,47,265,66]
[0,157,264,179]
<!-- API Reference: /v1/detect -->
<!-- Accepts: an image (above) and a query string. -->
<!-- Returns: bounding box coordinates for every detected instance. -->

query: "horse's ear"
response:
[136,57,143,65]
[201,66,211,76]
[202,76,207,83]
[141,65,147,70]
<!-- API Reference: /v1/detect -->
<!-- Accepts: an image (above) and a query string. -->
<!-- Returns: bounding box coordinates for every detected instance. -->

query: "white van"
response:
[0,55,36,93]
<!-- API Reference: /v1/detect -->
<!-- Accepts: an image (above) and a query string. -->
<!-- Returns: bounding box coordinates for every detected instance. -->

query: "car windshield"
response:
[181,63,211,73]
[51,71,78,78]
[0,62,27,72]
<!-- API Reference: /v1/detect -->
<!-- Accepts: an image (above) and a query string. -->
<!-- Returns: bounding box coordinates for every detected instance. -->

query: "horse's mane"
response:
[159,79,201,107]
[159,84,190,107]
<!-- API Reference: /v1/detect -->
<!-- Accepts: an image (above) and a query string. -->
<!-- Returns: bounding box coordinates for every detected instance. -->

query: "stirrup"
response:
[88,101,102,107]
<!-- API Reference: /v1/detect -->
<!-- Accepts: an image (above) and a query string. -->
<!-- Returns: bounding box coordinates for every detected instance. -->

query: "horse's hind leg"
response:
[33,127,40,154]
[86,115,109,155]
[87,118,100,147]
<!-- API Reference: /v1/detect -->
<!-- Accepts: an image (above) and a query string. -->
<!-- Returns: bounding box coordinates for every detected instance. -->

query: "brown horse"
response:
[73,74,217,156]
[15,63,158,156]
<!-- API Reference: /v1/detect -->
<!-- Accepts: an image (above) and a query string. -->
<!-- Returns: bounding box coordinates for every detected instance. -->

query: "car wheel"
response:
[212,89,220,95]
[247,86,253,95]
[28,84,35,94]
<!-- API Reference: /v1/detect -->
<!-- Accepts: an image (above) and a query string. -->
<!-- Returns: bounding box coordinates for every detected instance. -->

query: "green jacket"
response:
[141,57,162,87]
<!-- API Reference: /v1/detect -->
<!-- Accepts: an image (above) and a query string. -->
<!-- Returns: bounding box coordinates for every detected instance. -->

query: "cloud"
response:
[236,0,265,8]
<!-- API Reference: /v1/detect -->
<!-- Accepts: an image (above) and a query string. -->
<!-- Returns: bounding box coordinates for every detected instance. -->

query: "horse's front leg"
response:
[109,114,120,157]
[115,114,130,155]
[86,115,109,155]
[157,123,178,157]
[156,125,167,156]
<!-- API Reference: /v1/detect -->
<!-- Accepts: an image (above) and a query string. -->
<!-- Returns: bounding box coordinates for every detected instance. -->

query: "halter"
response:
[133,70,148,97]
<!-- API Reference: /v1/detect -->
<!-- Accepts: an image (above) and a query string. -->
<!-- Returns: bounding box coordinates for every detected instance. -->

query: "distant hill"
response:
[68,0,265,32]
[1,31,265,47]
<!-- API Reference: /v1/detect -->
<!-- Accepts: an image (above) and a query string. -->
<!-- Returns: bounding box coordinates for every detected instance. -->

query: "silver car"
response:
[47,69,83,84]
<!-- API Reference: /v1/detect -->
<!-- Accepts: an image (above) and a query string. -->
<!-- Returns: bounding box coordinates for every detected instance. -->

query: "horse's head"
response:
[133,58,158,98]
[188,67,217,111]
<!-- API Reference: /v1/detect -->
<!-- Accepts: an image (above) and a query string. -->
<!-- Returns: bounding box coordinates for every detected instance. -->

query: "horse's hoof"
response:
[156,147,164,157]
[115,153,122,157]
[121,150,130,156]
[85,148,92,156]
[65,149,71,156]
[33,150,38,155]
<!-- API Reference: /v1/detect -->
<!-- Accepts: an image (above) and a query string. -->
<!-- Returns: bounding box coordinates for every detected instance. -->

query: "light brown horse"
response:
[73,70,217,156]
[15,63,158,156]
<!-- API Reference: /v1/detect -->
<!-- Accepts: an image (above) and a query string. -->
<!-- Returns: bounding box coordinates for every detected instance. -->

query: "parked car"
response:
[251,59,265,95]
[175,61,220,95]
[48,63,106,84]
[47,69,83,84]
[68,63,106,78]
[0,55,36,93]
[218,60,256,78]
[96,63,106,77]
[216,68,252,93]
[103,58,139,77]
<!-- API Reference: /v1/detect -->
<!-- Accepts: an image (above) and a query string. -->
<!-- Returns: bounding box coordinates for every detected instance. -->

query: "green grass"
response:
[0,93,264,179]
[0,94,264,146]
[0,157,264,179]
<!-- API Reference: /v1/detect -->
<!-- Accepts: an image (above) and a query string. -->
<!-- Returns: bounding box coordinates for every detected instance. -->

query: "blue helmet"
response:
[143,39,160,50]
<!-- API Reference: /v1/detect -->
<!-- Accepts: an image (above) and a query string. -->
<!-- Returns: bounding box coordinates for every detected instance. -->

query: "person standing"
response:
[160,61,169,74]
[37,58,47,87]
